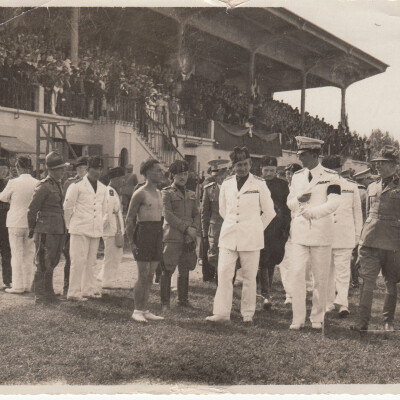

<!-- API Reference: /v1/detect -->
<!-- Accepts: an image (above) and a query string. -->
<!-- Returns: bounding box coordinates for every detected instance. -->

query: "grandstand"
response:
[0,7,388,177]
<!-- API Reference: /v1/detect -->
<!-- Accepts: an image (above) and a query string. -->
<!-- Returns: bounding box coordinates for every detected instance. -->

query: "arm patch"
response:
[327,184,341,195]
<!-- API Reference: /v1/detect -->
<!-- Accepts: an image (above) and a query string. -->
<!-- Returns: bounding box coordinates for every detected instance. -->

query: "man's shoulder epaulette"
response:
[73,177,83,184]
[161,185,173,191]
[224,175,234,181]
[204,181,217,190]
[38,176,51,185]
[323,167,338,174]
[294,168,305,174]
[346,177,356,184]
[253,175,265,181]
[357,184,366,189]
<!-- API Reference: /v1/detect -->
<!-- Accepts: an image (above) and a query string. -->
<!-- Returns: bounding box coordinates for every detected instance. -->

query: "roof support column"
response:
[248,50,256,118]
[341,86,347,130]
[70,8,79,65]
[301,71,308,126]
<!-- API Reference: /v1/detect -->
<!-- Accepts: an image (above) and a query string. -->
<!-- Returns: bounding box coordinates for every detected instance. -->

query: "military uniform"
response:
[0,176,11,287]
[160,182,199,307]
[28,175,66,301]
[357,172,400,330]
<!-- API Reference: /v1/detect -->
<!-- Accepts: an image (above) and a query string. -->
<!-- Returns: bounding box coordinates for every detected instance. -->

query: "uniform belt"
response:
[368,213,400,221]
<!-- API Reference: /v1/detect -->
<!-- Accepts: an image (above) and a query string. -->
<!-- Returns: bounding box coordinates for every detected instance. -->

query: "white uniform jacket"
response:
[64,176,108,238]
[103,185,125,237]
[218,173,275,251]
[287,163,341,247]
[0,174,38,228]
[331,177,363,249]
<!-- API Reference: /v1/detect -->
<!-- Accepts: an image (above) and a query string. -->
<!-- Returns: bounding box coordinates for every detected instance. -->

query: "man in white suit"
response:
[321,156,363,317]
[98,166,125,290]
[206,147,275,323]
[64,156,108,301]
[287,137,341,330]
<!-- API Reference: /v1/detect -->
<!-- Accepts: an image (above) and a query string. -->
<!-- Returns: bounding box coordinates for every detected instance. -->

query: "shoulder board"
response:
[294,168,305,175]
[346,178,356,184]
[357,184,366,189]
[224,175,234,181]
[253,175,265,181]
[39,177,50,184]
[204,182,217,189]
[323,168,338,174]
[161,185,173,191]
[74,177,83,184]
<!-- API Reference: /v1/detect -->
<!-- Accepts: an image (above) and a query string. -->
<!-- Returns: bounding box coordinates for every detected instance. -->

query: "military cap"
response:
[169,159,189,175]
[0,158,10,167]
[208,159,229,175]
[321,155,342,170]
[261,156,277,167]
[16,155,33,170]
[45,152,68,170]
[295,136,324,154]
[109,166,125,179]
[88,156,104,169]
[285,163,302,173]
[229,146,250,165]
[370,145,399,163]
[74,156,88,169]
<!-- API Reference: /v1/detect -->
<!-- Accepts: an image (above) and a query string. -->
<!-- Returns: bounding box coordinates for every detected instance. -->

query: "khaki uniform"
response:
[27,176,66,300]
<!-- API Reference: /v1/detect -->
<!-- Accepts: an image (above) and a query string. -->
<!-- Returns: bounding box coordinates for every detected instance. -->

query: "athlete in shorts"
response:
[126,158,165,323]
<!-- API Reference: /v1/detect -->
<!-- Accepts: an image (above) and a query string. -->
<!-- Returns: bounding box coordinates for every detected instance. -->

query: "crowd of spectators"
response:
[0,31,369,160]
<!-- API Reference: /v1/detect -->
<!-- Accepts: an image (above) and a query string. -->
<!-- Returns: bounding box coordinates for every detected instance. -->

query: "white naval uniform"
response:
[212,173,275,319]
[287,163,341,325]
[98,185,125,288]
[0,174,38,291]
[327,177,362,309]
[64,176,108,298]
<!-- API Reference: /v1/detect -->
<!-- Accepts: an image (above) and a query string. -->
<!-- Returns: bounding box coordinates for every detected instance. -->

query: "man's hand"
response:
[298,193,311,203]
[301,209,313,220]
[186,227,197,241]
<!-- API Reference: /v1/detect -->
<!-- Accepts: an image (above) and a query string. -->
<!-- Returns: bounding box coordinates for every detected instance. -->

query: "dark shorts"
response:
[133,221,163,262]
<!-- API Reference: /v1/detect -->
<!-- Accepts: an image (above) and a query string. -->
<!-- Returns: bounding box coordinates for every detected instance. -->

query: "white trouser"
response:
[8,228,35,291]
[327,248,352,308]
[68,234,100,298]
[98,236,123,288]
[213,247,260,319]
[171,268,178,289]
[291,244,331,325]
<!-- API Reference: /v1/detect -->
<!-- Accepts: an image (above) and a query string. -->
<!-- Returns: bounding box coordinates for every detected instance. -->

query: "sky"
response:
[9,0,400,139]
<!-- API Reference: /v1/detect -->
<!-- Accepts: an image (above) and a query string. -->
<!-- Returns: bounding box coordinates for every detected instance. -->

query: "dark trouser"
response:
[33,233,65,301]
[350,246,360,288]
[62,233,71,294]
[0,226,12,286]
[201,237,214,282]
[160,263,189,306]
[259,262,275,299]
[358,246,400,328]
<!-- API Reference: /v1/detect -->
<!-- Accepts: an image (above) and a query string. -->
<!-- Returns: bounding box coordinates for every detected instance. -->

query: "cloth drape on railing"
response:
[213,121,282,157]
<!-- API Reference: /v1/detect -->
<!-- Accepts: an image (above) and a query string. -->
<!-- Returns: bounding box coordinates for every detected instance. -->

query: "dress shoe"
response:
[243,316,253,323]
[131,310,148,323]
[338,306,350,318]
[143,311,164,321]
[311,322,323,330]
[284,297,292,305]
[3,283,11,289]
[350,324,368,337]
[5,288,24,294]
[326,304,335,313]
[205,315,230,322]
[384,322,395,332]
[289,323,304,330]
[263,298,272,310]
[67,296,88,302]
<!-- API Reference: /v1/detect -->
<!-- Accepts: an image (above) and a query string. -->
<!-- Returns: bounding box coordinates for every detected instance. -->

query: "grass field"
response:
[0,251,400,386]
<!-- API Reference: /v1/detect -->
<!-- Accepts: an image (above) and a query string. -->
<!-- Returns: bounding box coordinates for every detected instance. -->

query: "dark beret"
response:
[16,156,32,170]
[261,156,277,167]
[229,146,250,165]
[74,156,88,169]
[322,155,342,170]
[88,156,103,169]
[108,166,125,179]
[169,159,189,175]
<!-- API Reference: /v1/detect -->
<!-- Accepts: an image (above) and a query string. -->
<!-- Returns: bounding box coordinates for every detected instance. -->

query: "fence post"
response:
[34,85,44,113]
[209,120,215,140]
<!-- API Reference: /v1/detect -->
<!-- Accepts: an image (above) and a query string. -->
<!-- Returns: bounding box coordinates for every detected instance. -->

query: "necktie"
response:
[308,172,313,182]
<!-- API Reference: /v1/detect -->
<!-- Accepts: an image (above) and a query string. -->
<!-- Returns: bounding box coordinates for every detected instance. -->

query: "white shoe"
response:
[243,316,253,323]
[338,306,350,318]
[205,315,230,322]
[284,297,292,305]
[326,304,335,313]
[289,323,304,330]
[143,311,164,321]
[131,310,148,323]
[263,298,272,310]
[312,322,323,330]
[67,296,88,302]
[5,288,24,294]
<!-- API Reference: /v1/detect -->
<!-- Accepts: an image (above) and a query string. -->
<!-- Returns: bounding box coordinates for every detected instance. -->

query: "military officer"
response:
[258,156,291,310]
[64,156,108,301]
[160,160,199,310]
[321,156,363,317]
[61,156,88,295]
[27,152,68,304]
[352,146,400,334]
[200,159,229,282]
[206,147,275,323]
[0,158,11,289]
[98,166,125,289]
[287,137,341,330]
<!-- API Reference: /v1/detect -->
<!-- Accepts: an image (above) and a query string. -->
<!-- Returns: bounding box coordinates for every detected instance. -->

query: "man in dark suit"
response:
[258,156,291,309]
[0,158,11,289]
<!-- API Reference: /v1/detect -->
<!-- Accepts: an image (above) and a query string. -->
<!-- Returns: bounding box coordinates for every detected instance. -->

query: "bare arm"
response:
[125,190,144,246]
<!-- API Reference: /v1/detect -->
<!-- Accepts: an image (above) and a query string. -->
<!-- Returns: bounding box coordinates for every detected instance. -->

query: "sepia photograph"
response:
[0,0,399,396]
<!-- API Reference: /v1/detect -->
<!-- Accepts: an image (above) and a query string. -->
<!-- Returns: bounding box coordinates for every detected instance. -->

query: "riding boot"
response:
[160,270,171,306]
[178,271,189,305]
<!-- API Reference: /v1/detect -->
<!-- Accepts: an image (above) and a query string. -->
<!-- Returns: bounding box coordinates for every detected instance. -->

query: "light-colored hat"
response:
[295,136,324,154]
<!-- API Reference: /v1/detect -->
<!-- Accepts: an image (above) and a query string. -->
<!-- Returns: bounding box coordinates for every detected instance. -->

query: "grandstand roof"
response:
[141,7,388,92]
